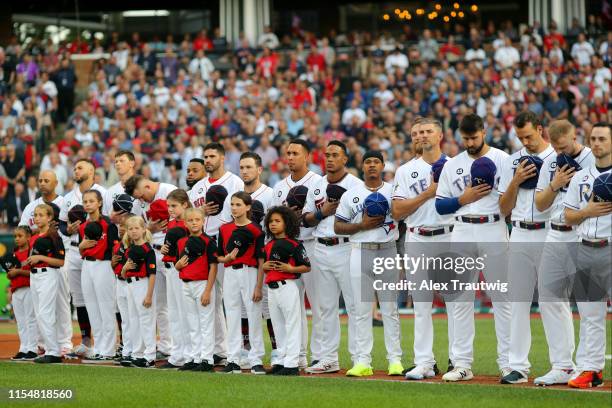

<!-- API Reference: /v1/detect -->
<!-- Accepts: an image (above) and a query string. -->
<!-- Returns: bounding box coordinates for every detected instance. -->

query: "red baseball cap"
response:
[146,199,169,222]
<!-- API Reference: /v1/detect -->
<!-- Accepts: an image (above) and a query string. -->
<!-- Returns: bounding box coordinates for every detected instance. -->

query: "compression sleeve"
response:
[435,197,461,215]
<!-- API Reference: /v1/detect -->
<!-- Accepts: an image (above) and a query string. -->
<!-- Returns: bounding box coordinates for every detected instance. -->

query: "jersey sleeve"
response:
[59,196,69,222]
[435,164,452,199]
[335,192,352,222]
[535,161,551,192]
[272,182,283,206]
[497,156,514,194]
[217,228,226,256]
[392,167,410,199]
[19,203,32,227]
[206,238,218,264]
[255,230,265,259]
[563,174,581,210]
[53,237,66,260]
[292,242,311,267]
[145,250,157,275]
[302,182,317,214]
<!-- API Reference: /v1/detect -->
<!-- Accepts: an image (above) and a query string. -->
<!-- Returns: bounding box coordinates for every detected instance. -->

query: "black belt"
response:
[117,276,126,281]
[409,226,454,236]
[317,237,350,246]
[126,277,141,283]
[512,221,547,230]
[84,256,99,261]
[268,280,287,289]
[31,267,49,274]
[164,262,173,269]
[70,241,79,247]
[230,263,256,269]
[581,239,610,248]
[182,278,194,283]
[455,214,501,224]
[551,223,573,232]
[153,244,163,251]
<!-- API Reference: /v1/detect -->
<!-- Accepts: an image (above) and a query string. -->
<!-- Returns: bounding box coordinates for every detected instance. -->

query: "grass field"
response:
[1,316,611,407]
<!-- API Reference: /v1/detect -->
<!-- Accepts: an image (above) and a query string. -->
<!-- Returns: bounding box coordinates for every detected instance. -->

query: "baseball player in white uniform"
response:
[125,175,177,358]
[532,120,595,386]
[392,119,455,380]
[498,112,555,384]
[188,142,244,365]
[435,114,511,381]
[106,150,142,220]
[272,139,322,369]
[302,141,361,374]
[59,160,112,358]
[334,150,403,377]
[563,123,611,389]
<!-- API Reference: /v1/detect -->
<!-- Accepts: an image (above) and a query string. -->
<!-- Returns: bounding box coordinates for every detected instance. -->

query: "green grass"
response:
[1,317,610,407]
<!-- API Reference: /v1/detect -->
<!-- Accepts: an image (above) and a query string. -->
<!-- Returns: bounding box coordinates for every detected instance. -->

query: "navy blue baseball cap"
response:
[470,157,497,188]
[431,155,447,183]
[556,153,582,173]
[517,155,544,189]
[593,172,612,202]
[364,192,390,217]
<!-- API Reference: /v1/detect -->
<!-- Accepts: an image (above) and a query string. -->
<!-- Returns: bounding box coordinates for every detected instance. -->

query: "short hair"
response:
[514,111,542,129]
[204,142,225,155]
[75,158,96,168]
[240,151,262,167]
[327,140,348,156]
[547,120,575,142]
[420,118,444,132]
[592,122,612,136]
[459,114,484,134]
[115,150,135,162]
[124,175,145,197]
[288,138,311,153]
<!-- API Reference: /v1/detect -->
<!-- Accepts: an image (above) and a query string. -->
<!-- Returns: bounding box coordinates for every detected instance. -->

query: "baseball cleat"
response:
[251,365,266,375]
[388,362,404,376]
[500,367,513,379]
[213,354,227,366]
[132,358,156,368]
[11,352,27,361]
[72,343,90,356]
[270,364,284,375]
[22,351,38,361]
[155,351,170,361]
[568,371,604,389]
[276,367,299,376]
[501,370,528,384]
[447,359,454,373]
[346,363,374,377]
[442,367,474,382]
[178,361,198,371]
[34,355,63,364]
[120,356,134,367]
[220,362,242,374]
[305,360,340,374]
[193,362,215,372]
[405,365,437,380]
[534,369,574,386]
[157,362,181,370]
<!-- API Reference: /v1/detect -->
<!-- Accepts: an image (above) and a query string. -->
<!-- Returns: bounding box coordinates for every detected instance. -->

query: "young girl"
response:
[217,192,265,374]
[79,189,119,363]
[174,208,217,372]
[158,189,191,370]
[111,222,134,365]
[262,206,311,376]
[7,226,39,361]
[25,203,66,364]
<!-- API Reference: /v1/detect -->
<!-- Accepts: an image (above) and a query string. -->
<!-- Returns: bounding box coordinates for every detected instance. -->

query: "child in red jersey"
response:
[158,189,191,370]
[111,222,133,364]
[174,208,218,372]
[5,226,38,361]
[218,192,265,374]
[262,206,311,376]
[79,189,119,363]
[121,216,157,368]
[24,204,66,363]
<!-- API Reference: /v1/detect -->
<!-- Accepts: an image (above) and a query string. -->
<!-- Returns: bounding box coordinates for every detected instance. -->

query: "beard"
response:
[75,175,89,185]
[467,141,485,156]
[186,177,203,189]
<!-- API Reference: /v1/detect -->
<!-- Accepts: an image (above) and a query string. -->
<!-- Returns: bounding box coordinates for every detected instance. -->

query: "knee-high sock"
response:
[266,319,277,350]
[76,306,91,346]
[242,318,250,350]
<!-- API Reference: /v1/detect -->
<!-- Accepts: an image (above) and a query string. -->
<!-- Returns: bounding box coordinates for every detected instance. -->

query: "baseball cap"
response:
[68,205,87,224]
[251,200,265,225]
[184,236,206,263]
[470,157,497,189]
[206,185,228,216]
[146,199,169,222]
[164,227,188,257]
[286,185,309,209]
[517,155,544,189]
[0,254,20,272]
[113,193,135,214]
[84,221,103,241]
[326,184,347,202]
[364,192,390,217]
[556,153,582,173]
[32,236,54,256]
[270,239,294,264]
[593,172,612,202]
[226,227,254,258]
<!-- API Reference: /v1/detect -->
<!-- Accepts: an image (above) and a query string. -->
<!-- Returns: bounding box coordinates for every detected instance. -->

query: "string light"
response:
[383,13,390,20]
[443,15,450,22]
[394,8,401,14]
[471,4,478,12]
[416,8,425,15]
[458,11,465,17]
[451,11,457,17]
[435,4,442,10]
[453,2,460,9]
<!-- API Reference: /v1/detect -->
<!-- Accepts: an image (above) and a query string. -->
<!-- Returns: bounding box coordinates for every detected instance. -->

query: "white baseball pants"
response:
[12,287,38,353]
[56,264,72,351]
[297,239,322,362]
[165,263,190,366]
[153,250,171,355]
[127,277,157,362]
[30,267,61,356]
[116,278,135,357]
[268,279,301,368]
[224,266,264,366]
[182,280,216,364]
[81,259,117,357]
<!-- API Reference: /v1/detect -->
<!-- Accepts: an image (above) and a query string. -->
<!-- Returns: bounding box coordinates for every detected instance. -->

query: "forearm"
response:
[146,275,156,298]
[41,256,64,268]
[290,265,311,274]
[499,183,519,217]
[535,187,557,212]
[392,194,431,219]
[256,263,264,289]
[206,265,218,291]
[564,208,587,226]
[334,219,361,235]
[303,211,322,227]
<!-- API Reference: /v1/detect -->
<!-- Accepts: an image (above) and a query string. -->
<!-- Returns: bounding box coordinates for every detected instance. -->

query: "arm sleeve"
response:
[207,239,218,264]
[145,250,157,276]
[53,237,66,260]
[435,197,462,215]
[563,175,581,209]
[293,243,311,267]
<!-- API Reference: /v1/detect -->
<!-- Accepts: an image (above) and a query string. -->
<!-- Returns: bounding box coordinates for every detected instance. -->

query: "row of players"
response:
[4,113,611,388]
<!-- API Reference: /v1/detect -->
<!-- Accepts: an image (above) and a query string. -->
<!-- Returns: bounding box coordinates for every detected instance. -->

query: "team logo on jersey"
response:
[199,188,204,194]
[456,169,463,175]
[550,162,557,169]
[513,159,520,166]
[411,172,418,178]
[579,184,592,202]
[582,175,589,182]
[300,247,309,263]
[277,191,282,197]
[66,201,71,207]
[314,189,320,195]
[382,220,396,235]
[353,197,359,203]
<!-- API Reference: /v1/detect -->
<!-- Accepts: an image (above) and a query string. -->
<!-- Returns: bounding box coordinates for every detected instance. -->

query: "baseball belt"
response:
[152,244,163,251]
[409,226,454,236]
[551,223,573,232]
[455,214,500,224]
[70,241,79,247]
[31,267,51,274]
[126,277,142,283]
[358,241,396,251]
[267,280,287,289]
[230,263,257,269]
[511,221,547,230]
[581,239,610,248]
[317,237,350,246]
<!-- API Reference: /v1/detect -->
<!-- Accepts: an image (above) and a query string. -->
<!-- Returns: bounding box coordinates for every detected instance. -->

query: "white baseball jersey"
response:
[563,166,612,240]
[59,183,111,246]
[392,156,453,228]
[272,171,322,241]
[20,195,65,230]
[248,183,274,228]
[136,182,177,245]
[303,172,362,238]
[436,147,509,216]
[335,181,399,243]
[536,147,595,225]
[498,145,555,222]
[106,181,143,216]
[188,171,244,237]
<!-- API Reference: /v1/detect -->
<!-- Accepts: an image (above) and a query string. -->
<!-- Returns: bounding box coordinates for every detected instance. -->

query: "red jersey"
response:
[263,238,310,284]
[112,242,126,276]
[79,216,119,261]
[10,247,31,292]
[176,234,218,281]
[124,243,156,279]
[29,232,65,269]
[218,222,264,268]
[162,219,189,263]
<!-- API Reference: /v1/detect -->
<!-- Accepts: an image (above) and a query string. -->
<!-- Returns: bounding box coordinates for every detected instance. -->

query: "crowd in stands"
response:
[0,16,610,228]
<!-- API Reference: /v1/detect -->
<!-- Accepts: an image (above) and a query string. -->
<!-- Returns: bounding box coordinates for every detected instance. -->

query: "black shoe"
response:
[120,356,133,367]
[308,359,320,367]
[11,352,26,361]
[178,361,199,371]
[251,365,266,375]
[447,359,454,373]
[155,351,170,361]
[132,358,155,368]
[34,355,62,364]
[402,365,416,375]
[270,364,284,375]
[158,362,181,370]
[372,318,383,327]
[193,361,214,372]
[22,351,38,361]
[220,362,242,373]
[277,367,299,376]
[433,363,440,376]
[213,354,227,366]
[501,370,528,384]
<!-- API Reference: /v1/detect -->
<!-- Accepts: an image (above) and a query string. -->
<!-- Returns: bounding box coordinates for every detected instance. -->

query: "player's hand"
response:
[360,213,385,231]
[203,202,219,216]
[67,220,81,235]
[424,177,438,198]
[289,205,303,219]
[79,239,97,250]
[550,164,576,191]
[252,286,262,302]
[227,248,239,262]
[459,183,492,205]
[24,255,43,265]
[512,161,537,185]
[160,244,170,255]
[148,219,168,233]
[175,255,188,270]
[274,261,293,273]
[7,269,18,278]
[200,289,212,306]
[110,210,127,225]
[321,200,340,217]
[111,254,122,265]
[123,259,136,272]
[583,199,612,218]
[143,295,152,308]
[262,261,277,271]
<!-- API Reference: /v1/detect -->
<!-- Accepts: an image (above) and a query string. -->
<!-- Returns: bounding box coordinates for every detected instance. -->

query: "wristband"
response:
[315,208,324,221]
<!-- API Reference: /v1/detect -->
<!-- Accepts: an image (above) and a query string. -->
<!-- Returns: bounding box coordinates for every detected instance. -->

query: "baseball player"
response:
[188,142,244,365]
[392,119,455,380]
[564,122,611,389]
[239,151,277,365]
[334,150,403,377]
[18,170,72,357]
[302,141,361,374]
[435,113,512,381]
[59,159,112,358]
[272,139,322,369]
[107,150,141,221]
[124,174,177,359]
[186,158,206,189]
[532,119,595,386]
[498,112,555,384]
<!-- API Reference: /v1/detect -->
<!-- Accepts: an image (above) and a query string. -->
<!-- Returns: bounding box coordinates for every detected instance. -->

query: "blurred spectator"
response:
[418,30,438,62]
[258,26,280,50]
[570,32,595,66]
